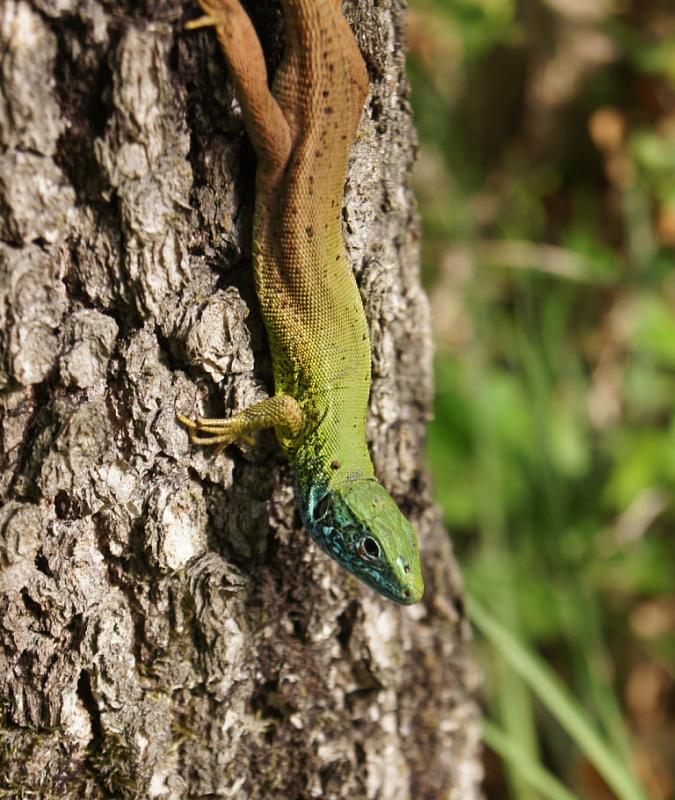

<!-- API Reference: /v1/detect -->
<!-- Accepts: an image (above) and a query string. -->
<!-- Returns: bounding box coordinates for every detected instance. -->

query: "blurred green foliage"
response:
[408,0,675,797]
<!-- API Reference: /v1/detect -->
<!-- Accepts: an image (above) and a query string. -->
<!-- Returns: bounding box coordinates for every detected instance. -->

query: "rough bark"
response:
[0,1,482,797]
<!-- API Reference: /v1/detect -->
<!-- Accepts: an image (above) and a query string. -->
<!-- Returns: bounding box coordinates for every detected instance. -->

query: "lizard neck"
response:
[293,407,375,501]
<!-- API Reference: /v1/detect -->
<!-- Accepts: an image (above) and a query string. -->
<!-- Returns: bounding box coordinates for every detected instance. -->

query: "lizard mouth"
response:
[358,567,424,605]
[402,582,425,605]
[386,579,425,606]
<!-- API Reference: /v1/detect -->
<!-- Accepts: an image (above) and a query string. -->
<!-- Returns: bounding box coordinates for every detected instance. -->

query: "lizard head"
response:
[303,478,424,605]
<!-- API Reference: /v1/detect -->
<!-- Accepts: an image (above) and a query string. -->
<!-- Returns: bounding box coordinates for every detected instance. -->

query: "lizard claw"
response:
[176,412,249,451]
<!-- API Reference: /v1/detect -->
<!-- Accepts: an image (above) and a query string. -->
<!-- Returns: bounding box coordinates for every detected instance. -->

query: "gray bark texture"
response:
[0,1,482,797]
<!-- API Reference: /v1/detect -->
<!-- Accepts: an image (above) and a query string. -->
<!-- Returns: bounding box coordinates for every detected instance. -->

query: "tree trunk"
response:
[0,1,482,797]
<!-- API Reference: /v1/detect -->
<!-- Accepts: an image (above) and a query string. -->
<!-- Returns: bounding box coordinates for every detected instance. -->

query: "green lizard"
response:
[179,0,424,604]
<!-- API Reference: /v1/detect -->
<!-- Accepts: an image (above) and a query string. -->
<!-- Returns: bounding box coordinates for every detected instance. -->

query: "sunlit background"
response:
[407,0,675,797]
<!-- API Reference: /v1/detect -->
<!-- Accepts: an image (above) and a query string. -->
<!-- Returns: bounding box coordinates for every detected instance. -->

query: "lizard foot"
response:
[176,413,254,455]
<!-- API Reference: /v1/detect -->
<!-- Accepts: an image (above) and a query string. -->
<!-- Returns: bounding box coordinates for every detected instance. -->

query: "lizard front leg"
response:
[177,394,304,454]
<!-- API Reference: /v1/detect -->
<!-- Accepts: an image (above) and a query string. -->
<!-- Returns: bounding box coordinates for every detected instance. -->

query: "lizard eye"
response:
[358,536,381,560]
[314,493,331,521]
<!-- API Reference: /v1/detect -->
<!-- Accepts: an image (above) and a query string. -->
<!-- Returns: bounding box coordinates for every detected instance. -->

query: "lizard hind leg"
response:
[184,15,217,30]
[186,0,292,174]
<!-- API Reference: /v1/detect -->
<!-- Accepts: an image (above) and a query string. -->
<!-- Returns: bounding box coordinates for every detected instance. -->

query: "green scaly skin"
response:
[180,0,424,604]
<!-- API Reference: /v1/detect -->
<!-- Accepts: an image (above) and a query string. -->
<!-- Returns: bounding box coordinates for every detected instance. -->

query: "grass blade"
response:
[469,596,647,800]
[483,720,578,800]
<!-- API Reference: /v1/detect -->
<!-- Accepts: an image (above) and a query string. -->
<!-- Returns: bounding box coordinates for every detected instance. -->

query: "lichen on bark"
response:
[0,1,482,797]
